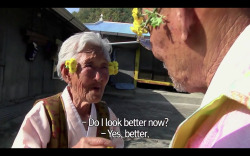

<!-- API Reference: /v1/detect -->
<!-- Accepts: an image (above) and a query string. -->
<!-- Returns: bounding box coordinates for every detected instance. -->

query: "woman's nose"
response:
[94,71,102,82]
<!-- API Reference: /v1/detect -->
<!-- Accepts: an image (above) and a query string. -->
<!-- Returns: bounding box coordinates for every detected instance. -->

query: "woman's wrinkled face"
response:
[70,47,109,104]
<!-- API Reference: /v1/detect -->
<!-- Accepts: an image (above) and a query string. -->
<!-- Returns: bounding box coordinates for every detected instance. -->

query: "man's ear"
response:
[176,8,196,41]
[60,64,71,84]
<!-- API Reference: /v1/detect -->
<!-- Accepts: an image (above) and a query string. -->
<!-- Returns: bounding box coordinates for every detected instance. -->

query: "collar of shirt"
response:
[200,25,250,108]
[61,87,98,146]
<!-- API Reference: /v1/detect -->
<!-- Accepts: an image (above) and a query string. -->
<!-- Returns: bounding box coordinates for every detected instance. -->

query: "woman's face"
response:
[70,46,109,104]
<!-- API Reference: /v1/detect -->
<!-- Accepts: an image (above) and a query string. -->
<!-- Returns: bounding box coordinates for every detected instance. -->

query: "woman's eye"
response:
[102,65,108,69]
[85,64,92,68]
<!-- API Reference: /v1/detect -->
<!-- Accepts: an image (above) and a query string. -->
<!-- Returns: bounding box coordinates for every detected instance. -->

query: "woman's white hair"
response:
[56,32,112,79]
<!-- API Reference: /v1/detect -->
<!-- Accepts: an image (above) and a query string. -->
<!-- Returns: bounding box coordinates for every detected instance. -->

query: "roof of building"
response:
[52,8,89,32]
[84,20,150,38]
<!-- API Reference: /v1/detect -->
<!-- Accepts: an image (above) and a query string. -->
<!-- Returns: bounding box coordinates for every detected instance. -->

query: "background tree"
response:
[72,8,133,23]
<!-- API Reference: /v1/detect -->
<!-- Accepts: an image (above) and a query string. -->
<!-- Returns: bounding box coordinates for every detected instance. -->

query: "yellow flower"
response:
[108,62,114,75]
[130,8,146,37]
[108,61,119,75]
[113,61,119,75]
[65,58,77,74]
[130,17,146,37]
[132,8,139,15]
[130,8,164,37]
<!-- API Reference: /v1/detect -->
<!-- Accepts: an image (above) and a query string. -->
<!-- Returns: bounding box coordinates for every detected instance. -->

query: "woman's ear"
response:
[61,64,71,85]
[176,8,196,41]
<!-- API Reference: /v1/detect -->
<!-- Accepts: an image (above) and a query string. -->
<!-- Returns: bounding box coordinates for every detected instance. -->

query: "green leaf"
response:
[150,17,163,28]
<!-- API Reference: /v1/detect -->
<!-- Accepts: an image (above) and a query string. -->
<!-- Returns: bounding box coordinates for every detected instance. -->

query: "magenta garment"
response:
[184,25,250,148]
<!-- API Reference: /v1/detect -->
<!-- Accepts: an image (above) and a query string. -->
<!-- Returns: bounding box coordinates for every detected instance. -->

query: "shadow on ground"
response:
[103,84,187,148]
[0,84,199,148]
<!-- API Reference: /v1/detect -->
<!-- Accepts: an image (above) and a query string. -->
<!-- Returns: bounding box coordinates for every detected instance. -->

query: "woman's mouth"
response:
[92,86,101,91]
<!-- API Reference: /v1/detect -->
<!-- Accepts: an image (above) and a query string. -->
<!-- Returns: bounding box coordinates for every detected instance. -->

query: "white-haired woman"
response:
[12,32,123,148]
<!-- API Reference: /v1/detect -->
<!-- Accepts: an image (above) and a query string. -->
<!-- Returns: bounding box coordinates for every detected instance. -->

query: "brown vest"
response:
[34,92,110,148]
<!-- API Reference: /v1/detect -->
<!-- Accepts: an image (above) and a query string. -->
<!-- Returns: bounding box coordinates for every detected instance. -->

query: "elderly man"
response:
[139,8,250,148]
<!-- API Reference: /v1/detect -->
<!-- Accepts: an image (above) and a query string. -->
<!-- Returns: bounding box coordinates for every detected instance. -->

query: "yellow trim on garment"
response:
[169,95,236,148]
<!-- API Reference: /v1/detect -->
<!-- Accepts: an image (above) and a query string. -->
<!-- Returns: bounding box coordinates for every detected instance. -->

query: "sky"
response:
[65,8,79,13]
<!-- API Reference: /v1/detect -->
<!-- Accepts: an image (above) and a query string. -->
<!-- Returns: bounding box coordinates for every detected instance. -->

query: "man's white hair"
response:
[56,32,112,79]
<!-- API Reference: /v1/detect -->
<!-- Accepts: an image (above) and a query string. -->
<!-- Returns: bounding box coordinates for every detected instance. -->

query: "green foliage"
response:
[143,9,165,28]
[72,8,133,23]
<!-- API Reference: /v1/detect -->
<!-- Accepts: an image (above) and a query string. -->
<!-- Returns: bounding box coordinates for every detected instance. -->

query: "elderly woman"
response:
[12,32,124,148]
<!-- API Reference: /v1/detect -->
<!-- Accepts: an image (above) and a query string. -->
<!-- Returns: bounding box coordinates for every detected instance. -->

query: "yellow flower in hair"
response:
[108,62,114,75]
[113,61,118,75]
[65,58,77,74]
[130,8,165,37]
[132,8,138,16]
[108,61,119,75]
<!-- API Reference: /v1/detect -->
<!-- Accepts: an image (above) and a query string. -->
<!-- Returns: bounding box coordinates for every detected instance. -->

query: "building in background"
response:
[0,8,88,123]
[84,15,173,90]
